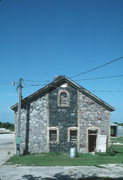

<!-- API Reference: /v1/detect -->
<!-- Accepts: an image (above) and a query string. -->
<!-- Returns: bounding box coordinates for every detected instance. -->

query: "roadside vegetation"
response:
[6,151,123,166]
[110,137,123,144]
[0,121,14,131]
[7,137,123,166]
[6,137,123,166]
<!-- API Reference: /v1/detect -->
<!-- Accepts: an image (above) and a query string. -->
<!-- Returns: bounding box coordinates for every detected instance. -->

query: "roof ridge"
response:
[11,75,115,111]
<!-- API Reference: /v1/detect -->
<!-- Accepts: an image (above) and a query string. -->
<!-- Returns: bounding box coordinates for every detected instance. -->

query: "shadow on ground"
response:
[22,174,123,180]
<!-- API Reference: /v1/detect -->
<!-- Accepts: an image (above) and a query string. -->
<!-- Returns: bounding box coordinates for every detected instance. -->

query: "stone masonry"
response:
[15,94,49,154]
[49,84,78,152]
[78,92,110,153]
[12,76,114,154]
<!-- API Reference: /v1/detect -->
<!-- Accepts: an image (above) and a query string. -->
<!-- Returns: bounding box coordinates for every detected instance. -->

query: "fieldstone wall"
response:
[15,94,49,154]
[14,85,111,154]
[49,84,78,152]
[78,91,110,153]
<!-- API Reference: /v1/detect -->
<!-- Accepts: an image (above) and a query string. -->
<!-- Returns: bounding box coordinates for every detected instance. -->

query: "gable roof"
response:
[11,75,115,111]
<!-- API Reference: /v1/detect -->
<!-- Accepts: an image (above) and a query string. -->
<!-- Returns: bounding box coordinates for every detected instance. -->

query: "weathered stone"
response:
[12,76,114,155]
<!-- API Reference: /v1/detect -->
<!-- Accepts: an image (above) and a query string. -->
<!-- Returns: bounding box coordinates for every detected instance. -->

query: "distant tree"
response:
[0,121,2,128]
[113,122,123,126]
[114,122,118,125]
[0,121,14,131]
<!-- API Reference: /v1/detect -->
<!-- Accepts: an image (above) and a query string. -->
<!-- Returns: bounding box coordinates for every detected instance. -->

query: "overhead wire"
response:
[0,82,12,86]
[23,83,123,93]
[74,74,123,81]
[15,71,123,93]
[1,72,123,91]
[91,90,123,93]
[1,56,121,86]
[23,73,123,85]
[1,56,123,93]
[24,83,47,87]
[22,74,123,87]
[70,56,123,78]
[25,79,50,83]
[22,56,123,83]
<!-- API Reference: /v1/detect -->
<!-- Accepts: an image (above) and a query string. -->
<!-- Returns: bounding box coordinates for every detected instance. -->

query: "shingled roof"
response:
[11,76,115,111]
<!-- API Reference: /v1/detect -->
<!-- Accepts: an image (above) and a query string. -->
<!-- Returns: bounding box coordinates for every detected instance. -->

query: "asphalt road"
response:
[0,164,123,180]
[0,133,15,165]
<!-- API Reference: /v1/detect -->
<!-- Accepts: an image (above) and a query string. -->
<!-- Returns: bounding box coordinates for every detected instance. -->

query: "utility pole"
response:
[16,78,23,155]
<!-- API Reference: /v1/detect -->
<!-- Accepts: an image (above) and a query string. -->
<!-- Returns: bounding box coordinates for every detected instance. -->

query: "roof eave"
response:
[64,77,115,112]
[11,76,115,112]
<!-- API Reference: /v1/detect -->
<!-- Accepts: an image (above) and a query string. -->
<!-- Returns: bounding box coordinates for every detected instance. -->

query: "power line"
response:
[24,83,47,87]
[25,79,50,83]
[91,90,123,93]
[74,74,123,81]
[24,83,123,93]
[22,73,123,86]
[1,56,123,86]
[0,73,123,91]
[0,82,12,86]
[70,56,123,78]
[23,74,123,87]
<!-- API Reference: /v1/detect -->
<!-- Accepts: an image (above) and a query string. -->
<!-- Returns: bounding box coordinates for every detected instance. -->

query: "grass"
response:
[6,137,123,166]
[110,137,123,153]
[112,145,123,153]
[110,137,123,144]
[6,150,123,166]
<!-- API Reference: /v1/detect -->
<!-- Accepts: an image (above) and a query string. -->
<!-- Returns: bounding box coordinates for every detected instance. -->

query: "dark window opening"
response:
[88,130,98,135]
[70,130,77,141]
[110,126,117,137]
[49,130,57,142]
[60,92,68,106]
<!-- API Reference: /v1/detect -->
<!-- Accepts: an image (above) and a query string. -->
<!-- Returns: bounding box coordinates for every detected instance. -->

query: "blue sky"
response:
[0,0,123,123]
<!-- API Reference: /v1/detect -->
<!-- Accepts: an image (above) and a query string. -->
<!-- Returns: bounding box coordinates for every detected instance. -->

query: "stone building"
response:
[11,76,115,154]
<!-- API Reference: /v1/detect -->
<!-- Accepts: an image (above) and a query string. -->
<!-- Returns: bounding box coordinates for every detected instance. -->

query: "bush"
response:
[96,147,116,156]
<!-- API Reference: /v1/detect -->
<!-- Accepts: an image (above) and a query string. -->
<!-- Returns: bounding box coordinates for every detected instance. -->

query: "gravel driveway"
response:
[0,164,123,180]
[0,133,15,165]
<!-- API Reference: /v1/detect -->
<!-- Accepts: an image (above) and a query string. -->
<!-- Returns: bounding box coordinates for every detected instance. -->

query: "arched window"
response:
[58,90,70,107]
[60,92,68,105]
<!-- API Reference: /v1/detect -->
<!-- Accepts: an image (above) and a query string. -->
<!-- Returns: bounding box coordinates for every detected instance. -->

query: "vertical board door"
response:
[96,135,107,152]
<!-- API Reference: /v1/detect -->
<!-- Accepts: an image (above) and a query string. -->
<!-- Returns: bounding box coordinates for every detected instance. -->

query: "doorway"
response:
[88,130,98,152]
